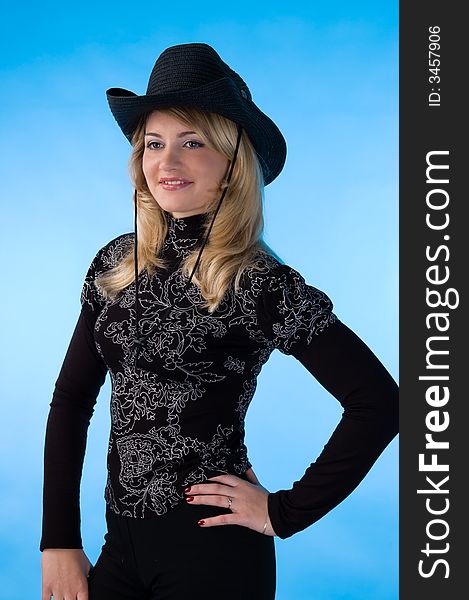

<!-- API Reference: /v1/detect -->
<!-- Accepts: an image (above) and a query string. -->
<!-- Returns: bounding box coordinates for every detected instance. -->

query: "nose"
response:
[158,143,183,171]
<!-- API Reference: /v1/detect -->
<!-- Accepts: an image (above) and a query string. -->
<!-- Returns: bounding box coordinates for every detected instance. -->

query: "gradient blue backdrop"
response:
[0,2,398,598]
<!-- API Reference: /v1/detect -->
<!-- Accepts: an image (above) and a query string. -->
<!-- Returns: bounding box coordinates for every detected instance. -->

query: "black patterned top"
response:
[40,211,398,550]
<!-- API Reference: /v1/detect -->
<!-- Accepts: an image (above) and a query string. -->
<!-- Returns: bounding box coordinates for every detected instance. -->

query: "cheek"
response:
[200,155,229,181]
[142,153,156,179]
[142,154,148,175]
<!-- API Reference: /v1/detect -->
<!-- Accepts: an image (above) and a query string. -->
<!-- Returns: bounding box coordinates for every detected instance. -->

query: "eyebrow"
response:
[144,131,198,138]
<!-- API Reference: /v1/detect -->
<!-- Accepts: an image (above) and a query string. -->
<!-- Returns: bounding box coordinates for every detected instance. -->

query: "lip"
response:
[159,177,192,183]
[160,181,193,191]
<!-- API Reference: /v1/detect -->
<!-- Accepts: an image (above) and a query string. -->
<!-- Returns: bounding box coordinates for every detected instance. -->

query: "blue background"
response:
[0,1,398,598]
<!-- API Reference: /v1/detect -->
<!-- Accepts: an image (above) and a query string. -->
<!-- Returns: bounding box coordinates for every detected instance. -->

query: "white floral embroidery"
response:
[259,264,338,355]
[81,215,336,518]
[224,355,246,374]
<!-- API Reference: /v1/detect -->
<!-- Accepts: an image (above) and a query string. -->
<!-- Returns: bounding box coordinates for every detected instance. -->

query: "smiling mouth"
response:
[160,178,192,184]
[159,180,193,190]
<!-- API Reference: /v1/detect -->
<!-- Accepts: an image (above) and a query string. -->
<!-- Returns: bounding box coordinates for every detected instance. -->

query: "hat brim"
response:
[106,77,286,185]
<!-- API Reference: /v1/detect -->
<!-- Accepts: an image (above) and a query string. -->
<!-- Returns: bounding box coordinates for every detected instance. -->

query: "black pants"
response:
[87,502,276,600]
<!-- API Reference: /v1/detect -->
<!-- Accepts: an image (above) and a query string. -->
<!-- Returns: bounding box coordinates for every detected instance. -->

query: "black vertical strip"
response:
[400,2,466,597]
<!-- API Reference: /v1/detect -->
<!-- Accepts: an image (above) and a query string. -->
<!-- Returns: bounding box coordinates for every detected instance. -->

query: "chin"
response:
[153,196,208,216]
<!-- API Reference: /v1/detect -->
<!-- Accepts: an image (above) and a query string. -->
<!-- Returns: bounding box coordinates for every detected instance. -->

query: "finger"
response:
[186,493,232,508]
[78,586,89,600]
[41,587,52,600]
[198,513,238,528]
[186,481,237,496]
[206,474,239,486]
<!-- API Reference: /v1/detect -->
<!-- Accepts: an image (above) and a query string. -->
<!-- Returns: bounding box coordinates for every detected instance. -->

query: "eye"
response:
[145,140,204,150]
[184,140,204,149]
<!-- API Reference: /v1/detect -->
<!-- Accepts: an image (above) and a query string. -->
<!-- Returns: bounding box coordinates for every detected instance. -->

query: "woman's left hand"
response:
[184,469,277,536]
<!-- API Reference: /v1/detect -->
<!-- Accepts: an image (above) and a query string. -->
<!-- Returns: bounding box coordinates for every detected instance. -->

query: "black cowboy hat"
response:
[106,42,287,186]
[105,43,287,363]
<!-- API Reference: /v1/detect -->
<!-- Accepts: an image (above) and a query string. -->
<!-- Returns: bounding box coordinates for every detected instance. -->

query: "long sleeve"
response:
[256,263,399,540]
[40,248,109,551]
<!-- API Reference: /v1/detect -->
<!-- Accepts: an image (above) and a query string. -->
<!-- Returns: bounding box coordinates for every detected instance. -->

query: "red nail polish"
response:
[184,487,191,493]
[186,496,194,502]
[198,519,205,526]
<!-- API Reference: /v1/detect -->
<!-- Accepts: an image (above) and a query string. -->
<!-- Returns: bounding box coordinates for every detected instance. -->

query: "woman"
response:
[40,43,398,600]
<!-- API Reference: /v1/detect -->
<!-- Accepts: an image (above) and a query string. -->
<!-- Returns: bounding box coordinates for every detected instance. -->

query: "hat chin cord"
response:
[132,123,244,365]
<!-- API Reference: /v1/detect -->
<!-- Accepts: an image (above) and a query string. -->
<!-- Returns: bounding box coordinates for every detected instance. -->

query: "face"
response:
[142,111,230,218]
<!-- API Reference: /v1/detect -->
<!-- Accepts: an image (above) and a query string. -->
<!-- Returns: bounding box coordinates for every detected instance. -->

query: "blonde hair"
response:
[96,106,276,313]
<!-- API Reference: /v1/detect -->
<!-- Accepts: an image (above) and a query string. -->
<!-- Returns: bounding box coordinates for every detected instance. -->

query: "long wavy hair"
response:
[96,106,278,313]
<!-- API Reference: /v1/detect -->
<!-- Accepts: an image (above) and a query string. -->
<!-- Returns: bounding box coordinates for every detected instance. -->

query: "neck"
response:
[166,209,207,229]
[163,210,208,252]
